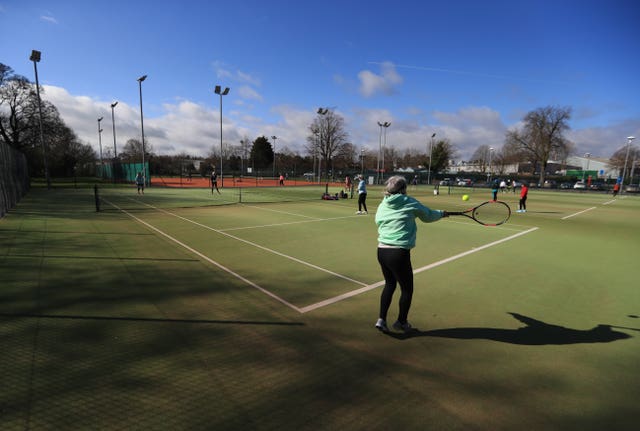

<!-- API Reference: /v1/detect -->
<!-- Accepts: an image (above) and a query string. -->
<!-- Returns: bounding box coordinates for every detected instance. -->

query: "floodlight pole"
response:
[215,85,230,187]
[488,147,494,181]
[377,121,390,184]
[382,122,390,181]
[30,50,50,189]
[621,136,636,191]
[110,101,118,157]
[377,122,383,184]
[271,135,278,179]
[97,117,104,177]
[313,130,319,183]
[583,153,591,182]
[427,133,436,186]
[137,75,147,185]
[317,108,329,182]
[240,139,248,178]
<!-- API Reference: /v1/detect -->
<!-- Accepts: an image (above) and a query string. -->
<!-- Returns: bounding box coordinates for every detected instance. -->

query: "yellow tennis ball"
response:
[462,194,469,201]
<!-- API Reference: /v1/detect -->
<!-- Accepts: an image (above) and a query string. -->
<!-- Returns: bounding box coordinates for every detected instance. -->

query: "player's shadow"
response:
[389,312,634,344]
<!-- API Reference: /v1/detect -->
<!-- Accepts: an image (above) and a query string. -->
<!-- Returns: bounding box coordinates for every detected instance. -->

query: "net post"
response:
[239,187,242,203]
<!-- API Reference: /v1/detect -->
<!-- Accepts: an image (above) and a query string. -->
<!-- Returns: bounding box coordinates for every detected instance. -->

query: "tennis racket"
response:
[446,200,511,226]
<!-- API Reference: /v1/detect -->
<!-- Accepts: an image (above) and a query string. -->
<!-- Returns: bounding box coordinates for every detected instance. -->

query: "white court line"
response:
[102,198,303,313]
[110,196,537,314]
[239,204,321,220]
[562,207,596,220]
[299,226,540,313]
[133,199,368,287]
[602,199,617,205]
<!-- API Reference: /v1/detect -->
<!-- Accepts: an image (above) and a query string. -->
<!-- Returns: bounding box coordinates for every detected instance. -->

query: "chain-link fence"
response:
[0,141,29,217]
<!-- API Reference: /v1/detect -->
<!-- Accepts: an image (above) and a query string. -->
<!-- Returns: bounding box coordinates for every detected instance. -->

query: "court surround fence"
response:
[0,141,29,218]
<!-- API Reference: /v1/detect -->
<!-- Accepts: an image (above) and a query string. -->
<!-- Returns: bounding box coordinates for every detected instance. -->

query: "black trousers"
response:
[377,247,413,323]
[519,196,527,210]
[358,193,367,212]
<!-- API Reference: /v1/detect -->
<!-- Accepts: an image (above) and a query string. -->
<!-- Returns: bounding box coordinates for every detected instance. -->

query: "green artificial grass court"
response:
[1,183,639,430]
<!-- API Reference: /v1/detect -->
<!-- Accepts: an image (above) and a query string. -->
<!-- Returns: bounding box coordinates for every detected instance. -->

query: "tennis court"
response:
[1,183,638,430]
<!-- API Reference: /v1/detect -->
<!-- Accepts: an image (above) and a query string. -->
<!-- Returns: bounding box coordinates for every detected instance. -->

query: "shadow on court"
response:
[386,312,634,344]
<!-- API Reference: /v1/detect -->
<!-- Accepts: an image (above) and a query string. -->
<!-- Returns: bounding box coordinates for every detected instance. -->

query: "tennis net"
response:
[94,184,340,212]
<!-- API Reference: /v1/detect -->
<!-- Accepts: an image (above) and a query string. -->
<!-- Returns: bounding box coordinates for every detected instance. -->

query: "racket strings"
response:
[473,202,510,225]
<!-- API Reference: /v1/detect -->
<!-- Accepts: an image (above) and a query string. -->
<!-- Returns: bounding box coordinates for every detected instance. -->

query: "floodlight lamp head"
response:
[98,117,103,122]
[271,136,277,140]
[138,75,147,82]
[30,50,41,62]
[432,133,436,138]
[222,87,230,95]
[628,136,636,142]
[111,101,118,108]
[215,85,221,94]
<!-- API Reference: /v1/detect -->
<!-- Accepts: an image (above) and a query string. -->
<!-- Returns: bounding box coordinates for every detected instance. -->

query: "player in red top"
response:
[517,183,528,213]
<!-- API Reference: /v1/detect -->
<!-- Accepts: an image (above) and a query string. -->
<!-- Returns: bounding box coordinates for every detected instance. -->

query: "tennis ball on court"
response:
[462,194,470,201]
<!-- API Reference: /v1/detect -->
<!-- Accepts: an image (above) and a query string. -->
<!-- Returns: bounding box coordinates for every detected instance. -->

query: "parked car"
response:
[573,181,587,190]
[589,182,605,191]
[543,180,557,189]
[625,184,639,193]
[559,182,573,189]
[440,178,452,186]
[457,178,473,187]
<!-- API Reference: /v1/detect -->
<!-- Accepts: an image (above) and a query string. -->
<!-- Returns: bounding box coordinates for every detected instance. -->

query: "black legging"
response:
[377,247,413,323]
[519,195,527,210]
[358,193,368,212]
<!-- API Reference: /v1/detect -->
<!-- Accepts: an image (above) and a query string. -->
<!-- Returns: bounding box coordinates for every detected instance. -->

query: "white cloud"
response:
[40,15,58,24]
[41,85,636,163]
[358,62,403,98]
[237,85,263,102]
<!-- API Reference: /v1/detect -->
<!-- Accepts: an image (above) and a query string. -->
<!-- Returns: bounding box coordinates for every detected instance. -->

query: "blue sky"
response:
[2,0,639,161]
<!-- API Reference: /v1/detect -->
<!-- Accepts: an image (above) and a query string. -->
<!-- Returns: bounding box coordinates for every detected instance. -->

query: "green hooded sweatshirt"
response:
[375,194,444,249]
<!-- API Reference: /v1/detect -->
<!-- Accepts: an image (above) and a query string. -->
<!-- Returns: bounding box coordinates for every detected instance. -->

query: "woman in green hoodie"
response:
[374,176,448,333]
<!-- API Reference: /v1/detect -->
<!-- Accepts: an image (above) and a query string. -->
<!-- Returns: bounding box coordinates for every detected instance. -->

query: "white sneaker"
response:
[356,211,362,214]
[392,320,413,333]
[375,318,389,333]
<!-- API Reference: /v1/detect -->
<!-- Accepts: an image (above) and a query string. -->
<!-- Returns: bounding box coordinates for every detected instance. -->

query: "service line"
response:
[562,207,596,220]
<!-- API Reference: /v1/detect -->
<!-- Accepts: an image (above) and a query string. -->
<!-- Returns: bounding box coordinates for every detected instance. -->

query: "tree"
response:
[119,138,154,163]
[608,145,640,182]
[0,63,39,152]
[307,109,349,180]
[250,136,273,171]
[1,62,97,178]
[332,142,358,173]
[471,145,492,172]
[430,138,455,174]
[505,106,572,184]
